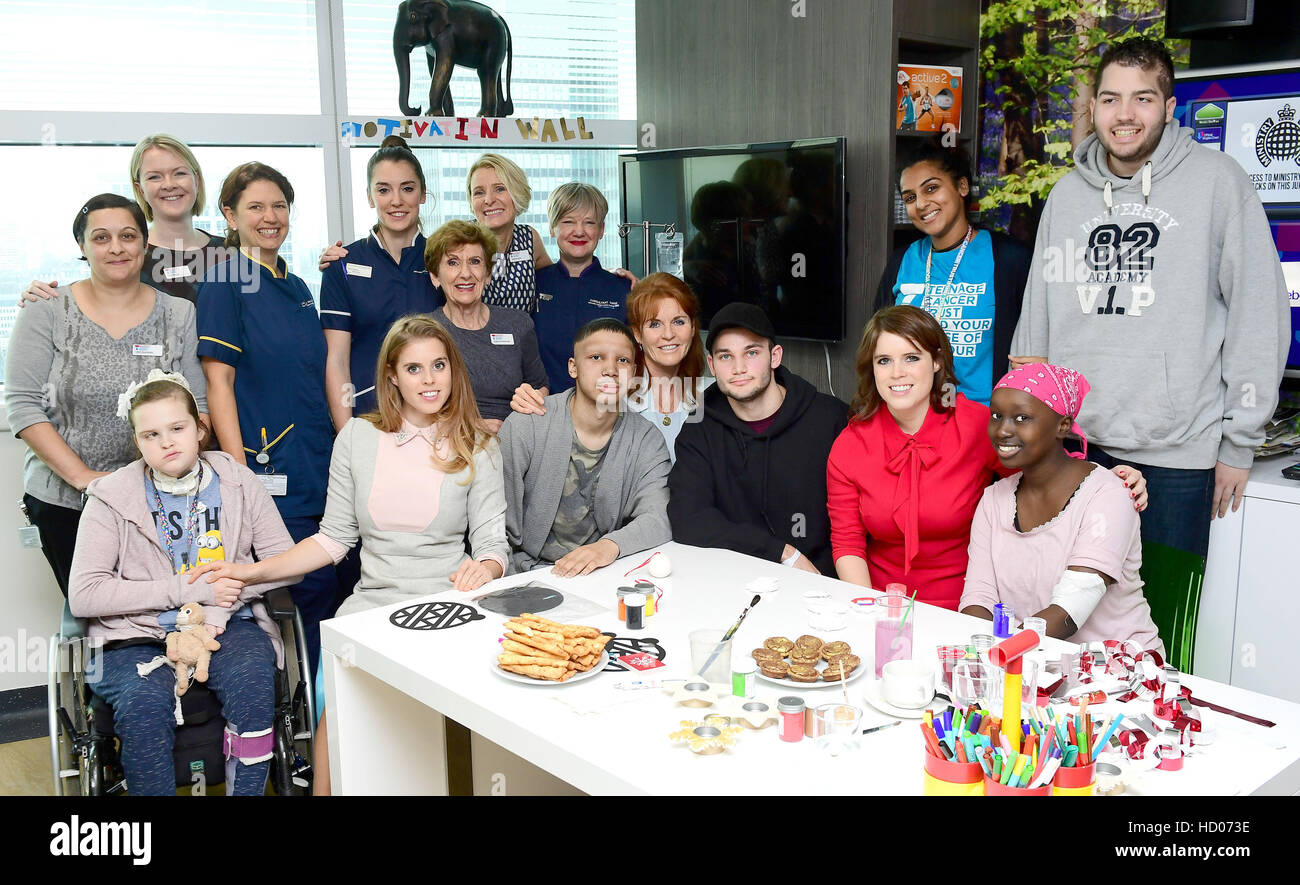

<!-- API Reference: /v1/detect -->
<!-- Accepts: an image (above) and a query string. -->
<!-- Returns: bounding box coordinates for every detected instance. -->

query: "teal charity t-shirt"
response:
[893,229,996,405]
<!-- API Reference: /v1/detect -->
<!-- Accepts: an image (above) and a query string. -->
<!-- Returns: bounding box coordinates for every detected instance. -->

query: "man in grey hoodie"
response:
[1011,36,1289,563]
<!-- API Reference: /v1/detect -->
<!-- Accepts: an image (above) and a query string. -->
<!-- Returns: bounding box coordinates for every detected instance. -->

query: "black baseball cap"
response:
[707,302,776,352]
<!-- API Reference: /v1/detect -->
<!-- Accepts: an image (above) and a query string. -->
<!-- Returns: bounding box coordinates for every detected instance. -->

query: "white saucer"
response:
[861,679,939,720]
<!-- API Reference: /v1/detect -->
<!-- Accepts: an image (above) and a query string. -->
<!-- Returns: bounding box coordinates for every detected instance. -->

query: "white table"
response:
[322,542,1300,795]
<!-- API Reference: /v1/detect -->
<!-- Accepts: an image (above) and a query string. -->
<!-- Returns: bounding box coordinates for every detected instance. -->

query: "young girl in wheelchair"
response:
[68,370,302,795]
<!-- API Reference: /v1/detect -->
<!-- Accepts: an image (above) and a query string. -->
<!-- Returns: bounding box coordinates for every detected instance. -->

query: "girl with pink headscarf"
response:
[960,364,1164,653]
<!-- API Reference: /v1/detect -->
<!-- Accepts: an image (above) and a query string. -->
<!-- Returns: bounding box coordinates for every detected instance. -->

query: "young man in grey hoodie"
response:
[1011,36,1289,563]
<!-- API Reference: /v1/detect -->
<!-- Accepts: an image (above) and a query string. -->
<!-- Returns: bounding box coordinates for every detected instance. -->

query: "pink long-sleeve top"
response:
[960,465,1164,655]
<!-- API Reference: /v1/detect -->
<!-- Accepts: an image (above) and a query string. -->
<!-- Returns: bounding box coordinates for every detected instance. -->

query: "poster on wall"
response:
[1206,99,1300,205]
[896,64,963,133]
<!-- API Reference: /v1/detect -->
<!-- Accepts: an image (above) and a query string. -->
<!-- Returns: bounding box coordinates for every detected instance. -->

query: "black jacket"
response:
[874,230,1032,393]
[668,366,849,574]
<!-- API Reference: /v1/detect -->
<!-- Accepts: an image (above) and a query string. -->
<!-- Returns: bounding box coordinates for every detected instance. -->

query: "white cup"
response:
[880,659,936,709]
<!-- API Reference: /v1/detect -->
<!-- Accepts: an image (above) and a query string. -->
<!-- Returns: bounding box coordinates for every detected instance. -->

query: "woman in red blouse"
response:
[827,306,1145,610]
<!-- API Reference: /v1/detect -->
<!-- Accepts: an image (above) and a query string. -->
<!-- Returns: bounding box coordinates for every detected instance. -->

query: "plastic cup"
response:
[951,660,1000,712]
[874,594,914,676]
[689,630,732,683]
[813,704,861,755]
[936,645,966,694]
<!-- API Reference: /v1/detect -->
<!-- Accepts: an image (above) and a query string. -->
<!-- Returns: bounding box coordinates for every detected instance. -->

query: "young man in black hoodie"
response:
[668,303,849,573]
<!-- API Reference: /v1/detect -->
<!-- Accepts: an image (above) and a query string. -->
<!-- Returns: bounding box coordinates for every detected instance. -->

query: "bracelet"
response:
[782,549,802,567]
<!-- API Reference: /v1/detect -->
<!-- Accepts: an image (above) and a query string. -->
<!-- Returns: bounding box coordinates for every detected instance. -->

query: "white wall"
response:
[0,429,64,692]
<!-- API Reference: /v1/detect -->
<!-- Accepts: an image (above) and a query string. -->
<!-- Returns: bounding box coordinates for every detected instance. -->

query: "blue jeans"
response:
[90,617,275,796]
[1089,447,1216,560]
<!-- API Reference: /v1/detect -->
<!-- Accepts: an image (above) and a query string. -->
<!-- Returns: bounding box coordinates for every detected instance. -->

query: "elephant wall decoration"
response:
[395,0,515,118]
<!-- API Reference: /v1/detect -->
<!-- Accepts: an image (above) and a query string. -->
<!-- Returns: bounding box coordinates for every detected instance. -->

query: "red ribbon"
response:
[1072,639,1275,759]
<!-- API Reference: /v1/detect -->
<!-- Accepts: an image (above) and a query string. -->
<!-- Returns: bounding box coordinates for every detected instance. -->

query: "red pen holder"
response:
[984,773,1052,796]
[922,751,984,796]
[1052,761,1097,796]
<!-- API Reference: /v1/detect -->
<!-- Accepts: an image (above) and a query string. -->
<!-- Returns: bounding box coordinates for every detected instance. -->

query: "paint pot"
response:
[778,696,805,743]
[732,658,756,698]
[625,593,645,630]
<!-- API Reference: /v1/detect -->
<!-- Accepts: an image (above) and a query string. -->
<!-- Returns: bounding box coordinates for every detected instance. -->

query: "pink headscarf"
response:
[993,363,1092,459]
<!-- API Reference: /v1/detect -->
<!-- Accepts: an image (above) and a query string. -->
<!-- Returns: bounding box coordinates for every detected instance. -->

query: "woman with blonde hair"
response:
[467,152,552,311]
[623,272,713,460]
[23,133,229,306]
[190,313,507,793]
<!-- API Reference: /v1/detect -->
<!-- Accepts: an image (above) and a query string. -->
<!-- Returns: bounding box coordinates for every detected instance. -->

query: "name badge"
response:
[132,344,164,357]
[255,474,288,497]
[345,263,373,278]
[508,250,531,264]
[490,333,515,346]
[162,265,193,281]
[587,299,621,310]
[538,292,553,302]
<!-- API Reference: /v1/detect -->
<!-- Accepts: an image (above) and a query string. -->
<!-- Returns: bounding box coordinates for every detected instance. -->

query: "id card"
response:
[345,263,372,278]
[17,525,41,548]
[132,343,164,357]
[507,249,531,264]
[163,265,193,281]
[489,333,515,346]
[255,473,288,496]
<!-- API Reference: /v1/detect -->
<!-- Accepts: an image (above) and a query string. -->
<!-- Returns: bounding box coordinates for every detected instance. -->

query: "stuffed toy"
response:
[166,603,221,695]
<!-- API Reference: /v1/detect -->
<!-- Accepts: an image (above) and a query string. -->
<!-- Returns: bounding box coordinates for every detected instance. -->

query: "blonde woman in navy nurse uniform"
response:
[197,161,338,672]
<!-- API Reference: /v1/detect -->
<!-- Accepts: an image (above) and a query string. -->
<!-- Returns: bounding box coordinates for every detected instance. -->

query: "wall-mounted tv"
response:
[1174,63,1300,215]
[1175,64,1300,377]
[620,137,847,342]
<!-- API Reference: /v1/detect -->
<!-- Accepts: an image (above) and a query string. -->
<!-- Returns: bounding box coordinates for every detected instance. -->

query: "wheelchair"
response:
[48,587,315,796]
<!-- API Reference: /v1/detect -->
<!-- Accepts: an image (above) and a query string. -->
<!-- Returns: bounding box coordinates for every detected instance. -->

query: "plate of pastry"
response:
[752,634,866,689]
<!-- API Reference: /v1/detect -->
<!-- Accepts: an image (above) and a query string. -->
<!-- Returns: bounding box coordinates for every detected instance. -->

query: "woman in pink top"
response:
[190,314,508,794]
[959,364,1163,654]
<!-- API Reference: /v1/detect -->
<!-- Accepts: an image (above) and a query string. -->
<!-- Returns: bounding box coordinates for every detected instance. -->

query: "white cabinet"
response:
[1201,456,1300,702]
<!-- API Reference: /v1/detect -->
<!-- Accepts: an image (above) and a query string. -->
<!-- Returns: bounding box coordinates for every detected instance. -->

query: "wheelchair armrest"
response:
[264,587,297,622]
[61,601,87,641]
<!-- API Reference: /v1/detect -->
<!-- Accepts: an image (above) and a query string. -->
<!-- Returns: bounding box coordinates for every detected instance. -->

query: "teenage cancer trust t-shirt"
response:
[892,229,997,405]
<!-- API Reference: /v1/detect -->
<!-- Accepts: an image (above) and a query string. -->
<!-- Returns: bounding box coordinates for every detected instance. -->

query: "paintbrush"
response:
[698,594,762,678]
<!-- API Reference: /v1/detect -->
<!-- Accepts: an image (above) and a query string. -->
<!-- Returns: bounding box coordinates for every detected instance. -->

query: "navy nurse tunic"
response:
[197,252,332,520]
[318,230,443,415]
[532,255,631,393]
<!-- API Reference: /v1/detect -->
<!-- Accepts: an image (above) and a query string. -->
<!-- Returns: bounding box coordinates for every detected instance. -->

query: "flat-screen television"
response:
[620,137,847,342]
[1173,63,1300,215]
[1175,65,1300,376]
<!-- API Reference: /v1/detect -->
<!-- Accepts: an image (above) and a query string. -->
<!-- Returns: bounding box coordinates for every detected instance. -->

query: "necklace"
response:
[922,225,975,311]
[151,462,203,571]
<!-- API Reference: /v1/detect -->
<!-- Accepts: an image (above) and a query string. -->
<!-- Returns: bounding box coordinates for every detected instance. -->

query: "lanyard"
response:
[922,226,974,310]
[152,462,202,572]
[243,424,294,468]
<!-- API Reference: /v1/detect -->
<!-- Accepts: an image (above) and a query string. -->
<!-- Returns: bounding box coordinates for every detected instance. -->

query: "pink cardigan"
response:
[69,451,301,667]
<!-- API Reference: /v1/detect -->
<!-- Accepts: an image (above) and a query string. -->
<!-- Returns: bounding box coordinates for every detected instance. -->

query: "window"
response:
[0,0,321,114]
[0,1,636,389]
[344,0,636,118]
[0,146,327,373]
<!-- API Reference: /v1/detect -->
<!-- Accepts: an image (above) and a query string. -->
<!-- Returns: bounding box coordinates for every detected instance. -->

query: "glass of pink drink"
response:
[874,593,914,677]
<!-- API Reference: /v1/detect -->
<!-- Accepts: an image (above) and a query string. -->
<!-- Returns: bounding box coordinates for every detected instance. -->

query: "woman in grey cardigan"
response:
[5,194,207,595]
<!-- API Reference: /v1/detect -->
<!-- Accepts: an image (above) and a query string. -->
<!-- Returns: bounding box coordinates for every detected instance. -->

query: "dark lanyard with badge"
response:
[244,425,293,496]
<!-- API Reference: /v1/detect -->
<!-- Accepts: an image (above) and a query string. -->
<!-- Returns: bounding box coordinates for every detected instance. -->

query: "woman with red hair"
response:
[623,273,713,460]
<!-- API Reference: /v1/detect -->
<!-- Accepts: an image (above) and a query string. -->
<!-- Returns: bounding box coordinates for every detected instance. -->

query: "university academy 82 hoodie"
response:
[668,366,848,574]
[1011,119,1289,470]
